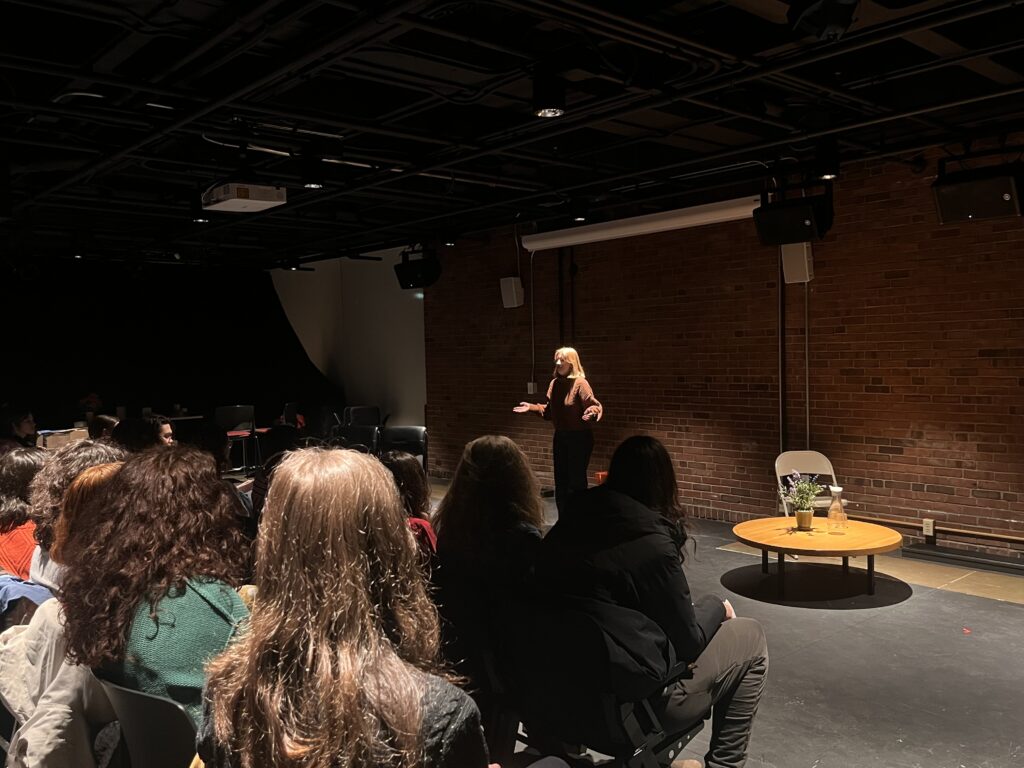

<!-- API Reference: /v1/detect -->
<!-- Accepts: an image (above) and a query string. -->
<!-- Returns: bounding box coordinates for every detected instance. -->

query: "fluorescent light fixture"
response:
[520,196,761,251]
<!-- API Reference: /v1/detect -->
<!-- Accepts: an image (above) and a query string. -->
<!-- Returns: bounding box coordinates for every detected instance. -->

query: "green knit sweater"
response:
[102,578,248,725]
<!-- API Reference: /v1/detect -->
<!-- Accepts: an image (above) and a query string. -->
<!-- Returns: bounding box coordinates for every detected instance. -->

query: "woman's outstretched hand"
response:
[583,405,602,422]
[513,402,534,413]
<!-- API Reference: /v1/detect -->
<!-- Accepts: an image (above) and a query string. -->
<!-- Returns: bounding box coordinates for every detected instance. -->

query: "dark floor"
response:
[674,519,1024,768]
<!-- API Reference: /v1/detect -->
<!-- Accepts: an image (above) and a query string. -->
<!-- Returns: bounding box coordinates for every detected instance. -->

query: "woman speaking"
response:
[514,347,602,513]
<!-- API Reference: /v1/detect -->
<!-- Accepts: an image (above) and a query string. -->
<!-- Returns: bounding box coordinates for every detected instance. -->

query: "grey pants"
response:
[657,617,769,768]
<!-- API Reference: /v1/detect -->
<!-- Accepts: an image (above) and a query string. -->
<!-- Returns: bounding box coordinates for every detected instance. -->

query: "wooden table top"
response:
[733,516,903,557]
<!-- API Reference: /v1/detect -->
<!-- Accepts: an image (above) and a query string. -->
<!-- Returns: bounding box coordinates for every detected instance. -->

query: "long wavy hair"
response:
[28,439,126,550]
[605,435,689,551]
[205,449,442,768]
[432,435,544,559]
[0,447,46,534]
[49,462,122,564]
[60,446,251,667]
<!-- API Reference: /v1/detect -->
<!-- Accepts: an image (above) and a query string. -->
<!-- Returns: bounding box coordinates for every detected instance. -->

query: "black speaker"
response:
[753,194,833,246]
[932,165,1021,224]
[394,251,441,289]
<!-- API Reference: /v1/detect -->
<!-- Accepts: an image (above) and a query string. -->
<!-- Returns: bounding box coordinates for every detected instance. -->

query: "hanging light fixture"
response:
[532,71,566,118]
[301,152,326,189]
[815,138,840,181]
[190,196,209,223]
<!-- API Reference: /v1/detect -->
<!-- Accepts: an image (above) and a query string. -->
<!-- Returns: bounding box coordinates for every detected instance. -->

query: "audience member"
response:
[538,436,768,768]
[0,448,46,580]
[0,463,123,768]
[27,439,126,590]
[0,406,37,456]
[200,448,492,768]
[86,414,118,440]
[380,449,438,559]
[431,435,545,697]
[59,446,251,724]
[109,414,173,452]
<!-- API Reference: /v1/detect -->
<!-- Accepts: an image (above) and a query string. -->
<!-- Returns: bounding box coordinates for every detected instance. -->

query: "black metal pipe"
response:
[14,0,430,211]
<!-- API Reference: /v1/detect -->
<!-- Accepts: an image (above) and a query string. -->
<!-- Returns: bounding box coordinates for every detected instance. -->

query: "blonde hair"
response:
[553,346,586,378]
[433,435,544,559]
[205,448,442,768]
[50,462,122,563]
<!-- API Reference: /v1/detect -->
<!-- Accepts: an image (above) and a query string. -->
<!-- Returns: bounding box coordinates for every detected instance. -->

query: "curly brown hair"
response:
[28,439,126,550]
[60,445,252,668]
[206,449,442,768]
[0,447,46,534]
[50,462,122,564]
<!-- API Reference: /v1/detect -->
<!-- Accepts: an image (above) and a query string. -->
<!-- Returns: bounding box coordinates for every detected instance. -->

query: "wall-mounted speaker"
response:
[932,165,1021,224]
[500,276,524,308]
[781,242,814,284]
[753,194,833,245]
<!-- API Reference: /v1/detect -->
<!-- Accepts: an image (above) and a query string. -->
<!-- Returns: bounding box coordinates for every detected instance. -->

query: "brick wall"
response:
[424,152,1024,559]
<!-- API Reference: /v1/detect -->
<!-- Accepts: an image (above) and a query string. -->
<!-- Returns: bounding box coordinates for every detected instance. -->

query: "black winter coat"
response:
[537,486,725,664]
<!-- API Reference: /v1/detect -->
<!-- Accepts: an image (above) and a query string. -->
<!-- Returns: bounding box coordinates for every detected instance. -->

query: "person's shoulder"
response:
[186,578,250,621]
[419,672,480,735]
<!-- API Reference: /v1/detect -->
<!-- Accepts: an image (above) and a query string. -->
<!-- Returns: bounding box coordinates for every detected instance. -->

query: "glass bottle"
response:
[827,485,846,531]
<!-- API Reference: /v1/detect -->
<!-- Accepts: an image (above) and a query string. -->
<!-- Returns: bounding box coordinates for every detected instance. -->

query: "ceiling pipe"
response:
[267,83,1024,260]
[520,197,761,251]
[13,0,431,212]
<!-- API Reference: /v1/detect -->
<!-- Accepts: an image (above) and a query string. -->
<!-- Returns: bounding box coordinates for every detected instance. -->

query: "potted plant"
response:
[780,471,824,531]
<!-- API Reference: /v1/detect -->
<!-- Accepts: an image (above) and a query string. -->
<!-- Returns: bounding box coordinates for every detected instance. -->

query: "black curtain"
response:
[2,262,344,430]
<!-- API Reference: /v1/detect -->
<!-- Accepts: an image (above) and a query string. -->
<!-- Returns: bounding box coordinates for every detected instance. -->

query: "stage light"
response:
[788,0,859,41]
[394,244,442,289]
[533,72,565,118]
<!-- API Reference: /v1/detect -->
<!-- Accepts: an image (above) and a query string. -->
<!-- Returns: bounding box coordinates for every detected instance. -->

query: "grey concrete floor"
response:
[429,483,1024,768]
[674,519,1024,768]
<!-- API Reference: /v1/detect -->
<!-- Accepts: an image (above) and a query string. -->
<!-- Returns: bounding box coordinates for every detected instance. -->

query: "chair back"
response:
[97,678,197,768]
[345,405,382,426]
[214,404,255,432]
[775,450,839,513]
[333,424,380,454]
[380,426,428,471]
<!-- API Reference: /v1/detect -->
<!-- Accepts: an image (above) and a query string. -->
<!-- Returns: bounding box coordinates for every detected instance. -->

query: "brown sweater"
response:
[543,376,602,431]
[0,521,37,580]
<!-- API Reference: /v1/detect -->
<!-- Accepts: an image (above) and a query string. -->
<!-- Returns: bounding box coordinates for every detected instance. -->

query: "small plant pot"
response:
[795,508,814,531]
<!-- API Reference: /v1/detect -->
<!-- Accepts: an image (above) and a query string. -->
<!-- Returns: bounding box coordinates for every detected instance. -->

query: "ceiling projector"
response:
[201,182,287,212]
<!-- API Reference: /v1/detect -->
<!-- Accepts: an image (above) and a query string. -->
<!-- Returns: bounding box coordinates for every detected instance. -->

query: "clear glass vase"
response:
[827,485,847,531]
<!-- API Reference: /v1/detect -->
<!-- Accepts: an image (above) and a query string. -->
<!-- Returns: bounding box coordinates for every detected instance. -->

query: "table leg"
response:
[842,556,849,575]
[868,555,875,595]
[762,549,769,574]
[777,551,785,599]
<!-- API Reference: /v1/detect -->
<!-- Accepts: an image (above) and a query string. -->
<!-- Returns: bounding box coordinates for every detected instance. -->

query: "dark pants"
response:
[657,617,769,768]
[552,429,594,514]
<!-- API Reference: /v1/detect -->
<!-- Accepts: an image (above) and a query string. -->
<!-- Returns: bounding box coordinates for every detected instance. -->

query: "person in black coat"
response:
[538,436,768,768]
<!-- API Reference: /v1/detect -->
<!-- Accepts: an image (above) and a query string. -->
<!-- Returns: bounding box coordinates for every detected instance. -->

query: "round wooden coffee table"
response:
[732,516,903,597]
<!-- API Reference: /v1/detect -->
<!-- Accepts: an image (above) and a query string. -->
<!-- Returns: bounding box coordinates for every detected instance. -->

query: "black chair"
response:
[344,405,386,427]
[96,678,197,768]
[380,425,428,472]
[332,424,380,454]
[215,404,258,471]
[494,596,705,768]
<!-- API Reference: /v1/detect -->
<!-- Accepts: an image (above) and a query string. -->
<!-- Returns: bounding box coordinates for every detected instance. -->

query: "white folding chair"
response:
[774,450,840,517]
